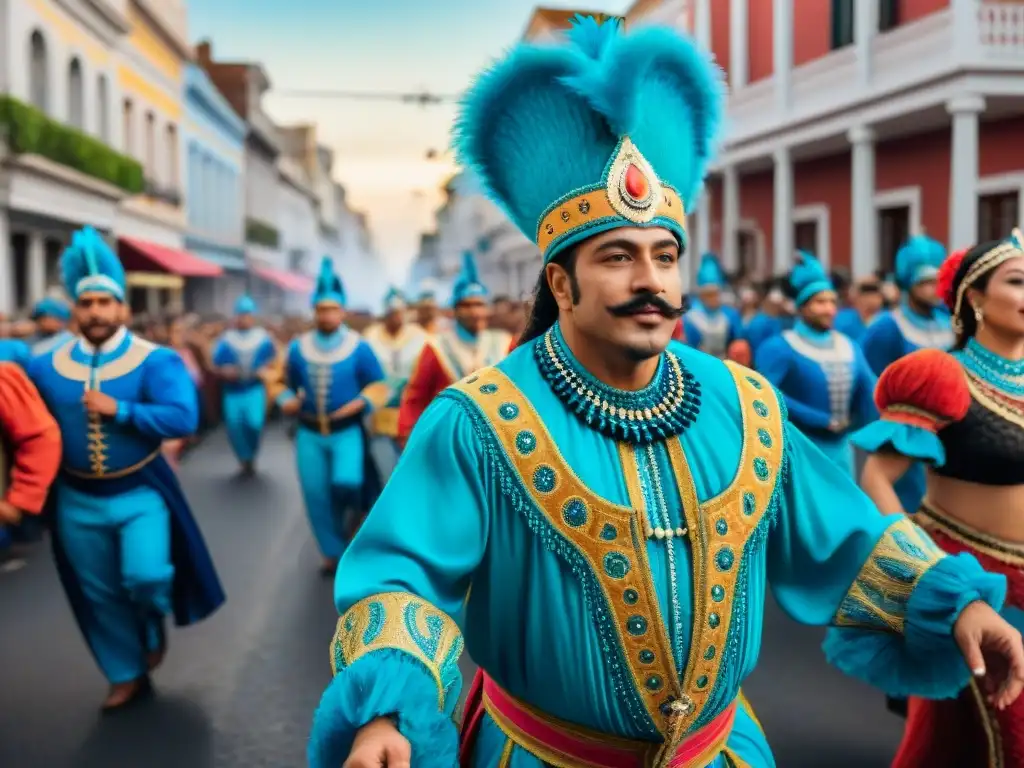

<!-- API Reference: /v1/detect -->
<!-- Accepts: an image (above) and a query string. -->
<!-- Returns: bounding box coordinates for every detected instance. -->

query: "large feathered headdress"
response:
[311,256,345,308]
[60,226,125,301]
[454,15,723,265]
[450,250,487,307]
[789,250,835,307]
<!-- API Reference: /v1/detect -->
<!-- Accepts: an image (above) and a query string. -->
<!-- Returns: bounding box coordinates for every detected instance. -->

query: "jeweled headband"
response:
[944,227,1024,333]
[535,137,687,257]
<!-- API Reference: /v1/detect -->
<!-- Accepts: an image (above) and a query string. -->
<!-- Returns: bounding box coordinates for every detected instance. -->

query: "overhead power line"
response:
[273,90,459,105]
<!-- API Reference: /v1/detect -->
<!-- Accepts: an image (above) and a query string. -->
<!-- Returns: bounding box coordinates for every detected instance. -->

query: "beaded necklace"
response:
[534,325,701,444]
[957,338,1024,398]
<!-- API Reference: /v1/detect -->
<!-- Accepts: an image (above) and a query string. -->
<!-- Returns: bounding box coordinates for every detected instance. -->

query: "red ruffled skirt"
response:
[892,502,1024,768]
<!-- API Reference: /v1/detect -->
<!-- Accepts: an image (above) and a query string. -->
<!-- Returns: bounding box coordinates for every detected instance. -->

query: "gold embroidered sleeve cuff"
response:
[832,517,945,633]
[331,592,465,711]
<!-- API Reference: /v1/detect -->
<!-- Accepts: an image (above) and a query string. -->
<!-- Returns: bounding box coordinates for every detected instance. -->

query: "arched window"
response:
[67,57,84,128]
[29,30,48,113]
[97,74,109,140]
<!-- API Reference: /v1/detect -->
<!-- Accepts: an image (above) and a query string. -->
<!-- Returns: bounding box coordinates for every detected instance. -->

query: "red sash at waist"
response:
[459,671,736,768]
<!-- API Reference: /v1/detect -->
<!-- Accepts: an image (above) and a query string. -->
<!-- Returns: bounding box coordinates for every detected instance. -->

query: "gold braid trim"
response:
[953,229,1024,333]
[330,592,465,711]
[832,517,945,633]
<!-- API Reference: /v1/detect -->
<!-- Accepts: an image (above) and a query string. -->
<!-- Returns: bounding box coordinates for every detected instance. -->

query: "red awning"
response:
[118,237,224,277]
[252,264,314,295]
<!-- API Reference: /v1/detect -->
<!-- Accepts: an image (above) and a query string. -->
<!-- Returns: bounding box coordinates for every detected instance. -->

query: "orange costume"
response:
[0,362,62,515]
[397,328,513,440]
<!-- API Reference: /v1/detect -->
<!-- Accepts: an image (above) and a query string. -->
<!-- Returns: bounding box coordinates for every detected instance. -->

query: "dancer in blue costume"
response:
[363,287,428,476]
[755,252,877,476]
[742,282,788,360]
[308,17,1024,768]
[275,257,388,573]
[682,253,742,358]
[857,235,954,517]
[26,296,74,357]
[29,227,224,710]
[834,275,884,343]
[861,235,953,374]
[211,295,277,476]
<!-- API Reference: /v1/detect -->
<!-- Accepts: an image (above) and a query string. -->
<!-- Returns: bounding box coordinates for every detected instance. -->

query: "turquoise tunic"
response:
[860,302,954,513]
[755,322,877,475]
[309,327,1005,768]
[278,329,388,559]
[212,327,277,465]
[0,338,30,367]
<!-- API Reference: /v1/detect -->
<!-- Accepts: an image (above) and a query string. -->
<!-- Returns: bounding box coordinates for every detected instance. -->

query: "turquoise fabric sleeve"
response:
[308,398,488,766]
[860,315,903,376]
[849,419,946,465]
[355,342,388,413]
[122,348,199,439]
[770,424,1007,697]
[275,341,300,406]
[683,317,701,348]
[211,338,233,367]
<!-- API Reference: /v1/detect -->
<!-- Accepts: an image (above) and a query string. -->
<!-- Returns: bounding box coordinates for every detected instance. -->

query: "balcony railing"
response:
[978,1,1024,57]
[0,96,143,193]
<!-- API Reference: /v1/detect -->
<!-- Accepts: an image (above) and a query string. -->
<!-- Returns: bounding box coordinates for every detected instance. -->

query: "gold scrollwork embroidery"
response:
[451,367,682,734]
[673,362,784,730]
[832,516,945,633]
[331,592,464,711]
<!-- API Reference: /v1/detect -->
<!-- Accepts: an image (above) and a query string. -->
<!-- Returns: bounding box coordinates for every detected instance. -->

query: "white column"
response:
[729,0,748,89]
[854,0,876,85]
[696,190,711,256]
[695,0,711,50]
[848,126,877,279]
[0,210,11,315]
[27,231,46,304]
[773,0,793,113]
[947,94,985,250]
[722,166,740,272]
[773,147,794,274]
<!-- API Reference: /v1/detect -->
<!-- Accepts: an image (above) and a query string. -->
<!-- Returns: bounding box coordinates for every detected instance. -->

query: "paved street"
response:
[0,425,903,767]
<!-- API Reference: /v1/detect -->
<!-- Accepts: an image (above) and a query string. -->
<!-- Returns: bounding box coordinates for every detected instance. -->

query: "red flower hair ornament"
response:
[936,248,968,312]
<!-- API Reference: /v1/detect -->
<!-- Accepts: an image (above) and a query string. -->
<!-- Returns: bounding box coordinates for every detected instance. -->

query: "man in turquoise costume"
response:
[211,295,277,476]
[755,252,877,476]
[308,17,1024,768]
[834,275,884,344]
[274,257,389,574]
[26,296,74,357]
[363,287,428,475]
[860,235,953,375]
[682,253,742,358]
[856,235,954,515]
[742,282,789,361]
[28,226,224,710]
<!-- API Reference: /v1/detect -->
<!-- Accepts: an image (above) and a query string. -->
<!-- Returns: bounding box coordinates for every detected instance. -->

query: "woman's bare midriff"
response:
[926,473,1024,543]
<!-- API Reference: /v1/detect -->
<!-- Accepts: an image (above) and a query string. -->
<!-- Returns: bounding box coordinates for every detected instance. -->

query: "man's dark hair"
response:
[519,249,580,344]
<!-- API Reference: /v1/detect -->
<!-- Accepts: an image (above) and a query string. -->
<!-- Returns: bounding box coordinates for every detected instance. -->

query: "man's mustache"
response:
[607,292,685,320]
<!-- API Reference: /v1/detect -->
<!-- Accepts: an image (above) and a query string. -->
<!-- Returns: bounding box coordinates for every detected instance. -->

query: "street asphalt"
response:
[0,425,903,767]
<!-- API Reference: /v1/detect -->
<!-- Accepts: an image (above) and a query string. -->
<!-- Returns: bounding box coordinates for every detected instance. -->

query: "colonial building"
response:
[116,0,221,313]
[669,0,1024,280]
[276,151,319,314]
[183,60,247,313]
[197,41,311,315]
[0,0,137,314]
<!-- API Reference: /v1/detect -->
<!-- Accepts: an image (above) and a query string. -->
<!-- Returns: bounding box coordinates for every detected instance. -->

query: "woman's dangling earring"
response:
[974,305,984,329]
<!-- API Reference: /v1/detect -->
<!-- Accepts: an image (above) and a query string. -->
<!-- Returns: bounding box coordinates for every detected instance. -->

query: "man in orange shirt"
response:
[397,252,511,442]
[0,362,62,563]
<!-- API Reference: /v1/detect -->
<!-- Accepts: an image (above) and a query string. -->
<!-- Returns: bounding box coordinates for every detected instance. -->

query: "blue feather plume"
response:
[60,226,124,299]
[461,251,479,284]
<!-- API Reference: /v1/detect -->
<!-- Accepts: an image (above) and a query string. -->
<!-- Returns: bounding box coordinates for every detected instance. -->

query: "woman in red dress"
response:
[853,229,1024,766]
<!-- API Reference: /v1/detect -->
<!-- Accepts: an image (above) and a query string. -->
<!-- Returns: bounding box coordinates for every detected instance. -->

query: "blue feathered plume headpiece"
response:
[695,252,726,288]
[60,226,125,301]
[454,15,723,265]
[234,294,257,315]
[383,286,406,313]
[31,296,71,321]
[789,250,835,307]
[895,234,945,290]
[312,256,345,307]
[451,251,487,307]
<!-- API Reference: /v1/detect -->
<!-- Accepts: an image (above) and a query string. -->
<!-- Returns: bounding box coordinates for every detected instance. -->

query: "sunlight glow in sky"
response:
[188,0,628,282]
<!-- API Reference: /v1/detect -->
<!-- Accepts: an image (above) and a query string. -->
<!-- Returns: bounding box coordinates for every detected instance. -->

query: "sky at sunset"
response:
[188,0,628,284]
